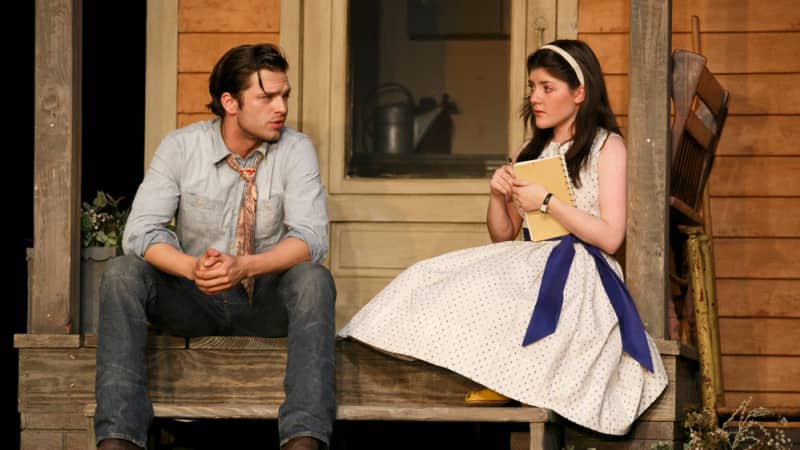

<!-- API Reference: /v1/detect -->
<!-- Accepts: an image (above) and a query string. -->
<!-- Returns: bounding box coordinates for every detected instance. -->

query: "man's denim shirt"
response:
[123,118,329,263]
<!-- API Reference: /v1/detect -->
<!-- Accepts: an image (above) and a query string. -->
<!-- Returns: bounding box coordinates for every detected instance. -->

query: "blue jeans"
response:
[94,255,336,448]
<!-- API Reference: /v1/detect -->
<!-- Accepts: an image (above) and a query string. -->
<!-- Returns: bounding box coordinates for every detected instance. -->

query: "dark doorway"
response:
[81,2,146,210]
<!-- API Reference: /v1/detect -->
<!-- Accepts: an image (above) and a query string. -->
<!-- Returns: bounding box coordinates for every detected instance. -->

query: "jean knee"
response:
[282,263,336,313]
[101,255,152,283]
[99,255,157,306]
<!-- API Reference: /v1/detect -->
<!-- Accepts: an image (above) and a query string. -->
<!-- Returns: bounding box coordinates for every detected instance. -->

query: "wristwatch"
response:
[540,193,553,214]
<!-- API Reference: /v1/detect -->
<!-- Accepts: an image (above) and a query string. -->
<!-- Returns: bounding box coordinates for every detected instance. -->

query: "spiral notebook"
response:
[513,155,576,242]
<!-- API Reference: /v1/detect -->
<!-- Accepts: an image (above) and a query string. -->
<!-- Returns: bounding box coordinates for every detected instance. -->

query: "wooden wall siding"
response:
[586,33,800,74]
[176,0,281,125]
[179,0,280,32]
[579,0,800,408]
[716,280,800,317]
[580,0,800,33]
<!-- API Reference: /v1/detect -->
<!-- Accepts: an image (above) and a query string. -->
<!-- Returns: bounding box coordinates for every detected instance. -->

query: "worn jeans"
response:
[94,255,336,448]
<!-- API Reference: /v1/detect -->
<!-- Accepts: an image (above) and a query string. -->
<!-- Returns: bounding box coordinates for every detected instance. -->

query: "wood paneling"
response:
[726,392,800,409]
[177,113,214,128]
[718,116,800,156]
[719,318,800,355]
[21,412,86,430]
[607,74,800,116]
[334,276,392,330]
[720,74,800,115]
[20,430,63,450]
[584,32,800,74]
[710,198,800,237]
[709,157,800,197]
[714,238,800,279]
[605,74,629,115]
[330,222,491,277]
[716,280,800,318]
[179,0,280,32]
[687,32,800,74]
[579,0,800,33]
[722,355,800,391]
[178,33,280,73]
[328,195,489,223]
[177,73,210,113]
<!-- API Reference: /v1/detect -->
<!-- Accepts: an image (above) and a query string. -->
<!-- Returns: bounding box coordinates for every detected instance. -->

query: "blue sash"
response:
[521,231,654,372]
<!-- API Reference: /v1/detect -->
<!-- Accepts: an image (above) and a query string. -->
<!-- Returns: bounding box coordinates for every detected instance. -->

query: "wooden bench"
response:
[16,334,697,450]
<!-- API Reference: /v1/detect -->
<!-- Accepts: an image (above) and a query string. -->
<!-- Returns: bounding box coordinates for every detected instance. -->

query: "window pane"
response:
[348,0,510,178]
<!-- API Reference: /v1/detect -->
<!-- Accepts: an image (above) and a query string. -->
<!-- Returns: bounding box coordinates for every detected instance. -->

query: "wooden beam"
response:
[144,0,177,169]
[625,0,672,338]
[32,0,82,334]
[280,0,303,131]
[83,403,557,423]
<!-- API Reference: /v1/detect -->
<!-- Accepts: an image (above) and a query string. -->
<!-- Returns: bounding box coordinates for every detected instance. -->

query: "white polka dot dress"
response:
[337,129,669,436]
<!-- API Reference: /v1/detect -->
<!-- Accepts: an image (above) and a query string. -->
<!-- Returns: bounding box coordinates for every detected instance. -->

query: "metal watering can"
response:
[365,83,456,154]
[366,83,415,154]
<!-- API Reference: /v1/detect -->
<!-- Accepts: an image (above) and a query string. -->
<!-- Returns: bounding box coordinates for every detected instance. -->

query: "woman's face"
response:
[528,67,584,141]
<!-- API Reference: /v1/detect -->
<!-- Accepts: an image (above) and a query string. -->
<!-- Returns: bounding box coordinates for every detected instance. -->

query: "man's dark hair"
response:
[207,43,289,117]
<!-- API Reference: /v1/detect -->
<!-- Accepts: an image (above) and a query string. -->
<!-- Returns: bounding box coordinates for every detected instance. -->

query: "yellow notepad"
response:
[513,155,575,241]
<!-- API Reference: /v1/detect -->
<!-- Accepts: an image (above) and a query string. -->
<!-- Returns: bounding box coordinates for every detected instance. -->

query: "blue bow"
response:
[521,232,654,372]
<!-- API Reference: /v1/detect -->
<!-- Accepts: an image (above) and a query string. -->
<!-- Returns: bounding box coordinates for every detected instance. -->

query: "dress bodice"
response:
[525,129,613,219]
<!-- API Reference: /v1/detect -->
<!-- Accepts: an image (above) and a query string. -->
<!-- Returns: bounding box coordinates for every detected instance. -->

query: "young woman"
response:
[337,40,668,436]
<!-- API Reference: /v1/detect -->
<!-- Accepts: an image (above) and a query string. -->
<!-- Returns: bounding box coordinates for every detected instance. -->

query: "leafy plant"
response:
[80,191,129,248]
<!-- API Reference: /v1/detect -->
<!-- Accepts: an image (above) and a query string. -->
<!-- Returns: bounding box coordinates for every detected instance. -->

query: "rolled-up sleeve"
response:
[282,137,329,263]
[123,134,183,257]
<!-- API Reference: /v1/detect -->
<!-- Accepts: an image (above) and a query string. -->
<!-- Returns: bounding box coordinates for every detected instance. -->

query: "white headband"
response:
[540,44,585,86]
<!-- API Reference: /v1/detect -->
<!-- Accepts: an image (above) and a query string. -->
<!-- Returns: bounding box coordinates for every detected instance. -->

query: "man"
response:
[94,44,335,450]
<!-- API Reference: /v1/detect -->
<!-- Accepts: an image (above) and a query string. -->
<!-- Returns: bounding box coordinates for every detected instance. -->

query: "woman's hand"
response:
[512,179,549,212]
[489,164,516,200]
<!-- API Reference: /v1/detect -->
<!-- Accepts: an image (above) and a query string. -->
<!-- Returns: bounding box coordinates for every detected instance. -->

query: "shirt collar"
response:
[210,117,272,165]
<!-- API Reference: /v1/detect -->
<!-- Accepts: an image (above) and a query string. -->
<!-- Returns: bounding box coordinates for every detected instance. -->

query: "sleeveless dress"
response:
[337,129,669,436]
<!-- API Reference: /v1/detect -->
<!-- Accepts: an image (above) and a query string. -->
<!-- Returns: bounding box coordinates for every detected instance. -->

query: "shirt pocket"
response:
[255,193,284,241]
[178,192,223,238]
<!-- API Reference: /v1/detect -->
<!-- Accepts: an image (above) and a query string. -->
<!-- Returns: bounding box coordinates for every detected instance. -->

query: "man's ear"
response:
[221,92,239,114]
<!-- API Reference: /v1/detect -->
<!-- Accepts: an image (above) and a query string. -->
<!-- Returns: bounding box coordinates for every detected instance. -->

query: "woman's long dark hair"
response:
[517,40,620,187]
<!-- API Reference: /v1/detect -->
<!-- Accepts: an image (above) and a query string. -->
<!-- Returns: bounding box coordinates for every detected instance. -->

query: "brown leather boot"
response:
[97,438,143,450]
[282,436,321,450]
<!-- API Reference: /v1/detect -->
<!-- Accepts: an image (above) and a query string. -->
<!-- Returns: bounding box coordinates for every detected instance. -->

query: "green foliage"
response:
[80,191,129,248]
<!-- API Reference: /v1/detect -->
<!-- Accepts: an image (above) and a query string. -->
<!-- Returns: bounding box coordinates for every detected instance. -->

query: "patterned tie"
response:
[225,151,265,303]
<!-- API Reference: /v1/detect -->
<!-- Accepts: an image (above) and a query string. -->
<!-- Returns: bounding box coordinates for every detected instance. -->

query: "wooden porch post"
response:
[31,0,82,333]
[626,0,672,338]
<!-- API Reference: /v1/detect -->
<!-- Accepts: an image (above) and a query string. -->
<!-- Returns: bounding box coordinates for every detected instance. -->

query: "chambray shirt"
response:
[123,118,329,263]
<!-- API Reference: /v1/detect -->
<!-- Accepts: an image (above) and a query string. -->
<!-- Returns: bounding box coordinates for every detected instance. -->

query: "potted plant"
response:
[80,191,129,335]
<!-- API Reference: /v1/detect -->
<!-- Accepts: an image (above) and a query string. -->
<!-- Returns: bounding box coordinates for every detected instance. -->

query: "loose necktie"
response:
[225,152,264,303]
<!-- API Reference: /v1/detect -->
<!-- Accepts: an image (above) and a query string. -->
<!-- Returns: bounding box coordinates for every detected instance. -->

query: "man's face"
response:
[234,69,290,142]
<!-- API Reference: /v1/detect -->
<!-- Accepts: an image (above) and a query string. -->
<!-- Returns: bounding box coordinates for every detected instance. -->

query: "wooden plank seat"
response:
[77,336,561,450]
[16,334,697,450]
